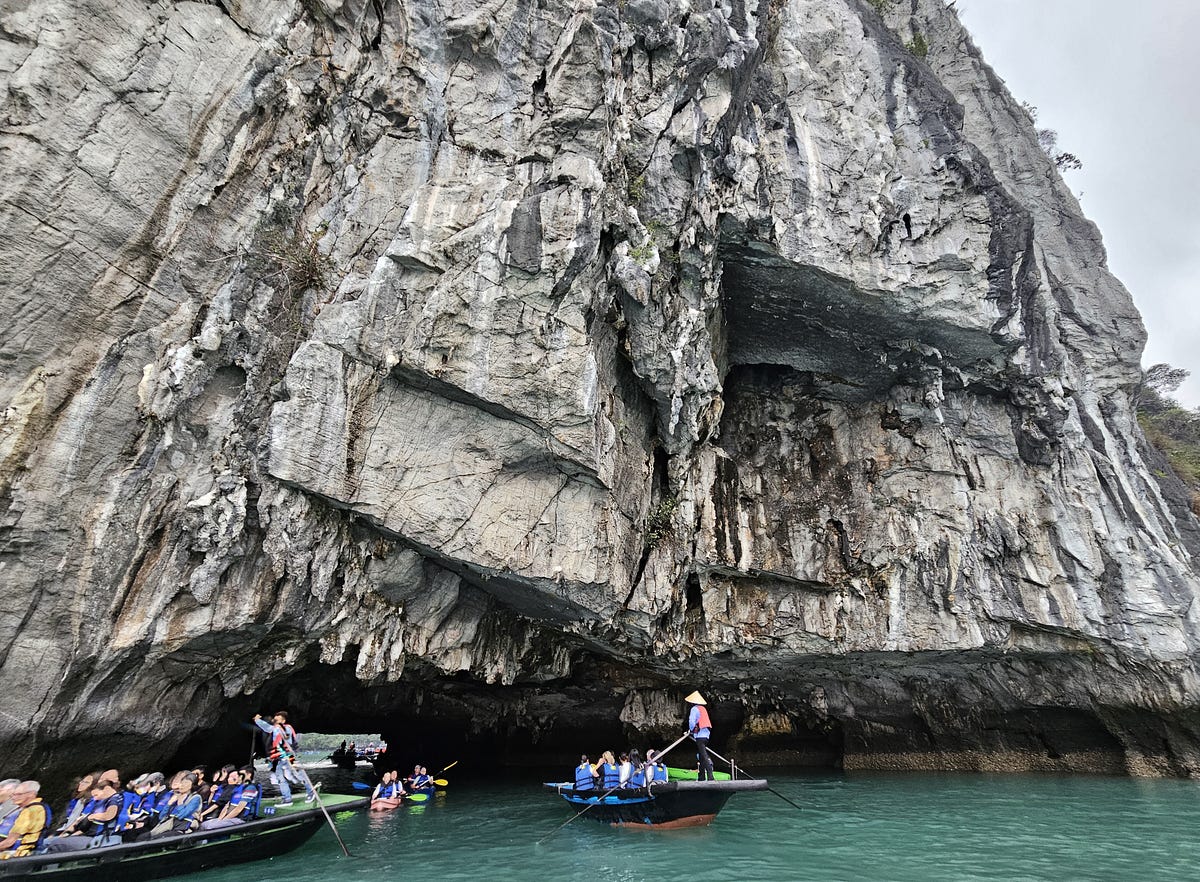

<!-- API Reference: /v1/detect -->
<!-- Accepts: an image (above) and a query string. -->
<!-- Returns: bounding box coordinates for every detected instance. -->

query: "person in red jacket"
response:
[253,711,316,806]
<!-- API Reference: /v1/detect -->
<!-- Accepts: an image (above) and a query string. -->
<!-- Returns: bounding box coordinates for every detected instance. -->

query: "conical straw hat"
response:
[684,691,706,705]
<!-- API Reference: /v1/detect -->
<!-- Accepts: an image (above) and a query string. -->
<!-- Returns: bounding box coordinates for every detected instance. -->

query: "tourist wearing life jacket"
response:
[0,782,50,859]
[404,764,422,788]
[199,770,261,830]
[43,777,121,852]
[685,691,715,781]
[617,752,635,788]
[600,755,622,789]
[253,710,317,806]
[57,773,96,833]
[645,749,669,783]
[574,755,596,791]
[0,780,19,828]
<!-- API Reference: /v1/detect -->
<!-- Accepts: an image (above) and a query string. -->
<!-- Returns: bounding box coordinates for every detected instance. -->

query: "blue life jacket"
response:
[90,794,123,837]
[574,765,595,790]
[37,803,53,850]
[115,791,140,831]
[415,775,431,788]
[235,784,261,819]
[62,797,86,829]
[4,801,51,854]
[152,790,172,817]
[652,763,668,782]
[629,769,646,787]
[601,763,621,789]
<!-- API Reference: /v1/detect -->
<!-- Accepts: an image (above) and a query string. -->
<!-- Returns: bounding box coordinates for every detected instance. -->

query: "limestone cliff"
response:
[3,0,1199,778]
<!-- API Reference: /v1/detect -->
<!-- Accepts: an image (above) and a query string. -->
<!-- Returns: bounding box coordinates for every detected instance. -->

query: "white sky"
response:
[957,0,1200,406]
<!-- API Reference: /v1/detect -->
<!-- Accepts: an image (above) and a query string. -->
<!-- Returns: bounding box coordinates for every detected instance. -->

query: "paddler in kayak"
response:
[684,691,715,781]
[370,771,406,811]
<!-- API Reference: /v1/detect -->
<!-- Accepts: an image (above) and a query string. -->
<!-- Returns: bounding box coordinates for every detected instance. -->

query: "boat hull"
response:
[0,796,368,881]
[544,779,768,829]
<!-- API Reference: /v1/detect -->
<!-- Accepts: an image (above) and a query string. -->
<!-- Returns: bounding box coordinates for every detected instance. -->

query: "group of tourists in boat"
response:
[0,709,330,863]
[543,691,772,831]
[368,765,442,810]
[328,739,387,768]
[0,761,265,860]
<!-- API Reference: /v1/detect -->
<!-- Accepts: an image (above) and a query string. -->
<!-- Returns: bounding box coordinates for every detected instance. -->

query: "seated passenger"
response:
[43,777,122,852]
[600,753,622,790]
[199,771,260,830]
[0,781,23,847]
[416,766,432,788]
[574,755,595,791]
[404,765,422,788]
[55,774,95,833]
[0,780,19,826]
[627,750,646,787]
[371,771,405,808]
[0,782,50,859]
[196,774,232,825]
[617,753,634,788]
[190,766,210,802]
[151,773,202,837]
[645,749,668,782]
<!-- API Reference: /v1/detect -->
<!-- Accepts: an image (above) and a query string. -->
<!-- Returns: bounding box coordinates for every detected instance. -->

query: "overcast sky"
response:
[957,0,1200,407]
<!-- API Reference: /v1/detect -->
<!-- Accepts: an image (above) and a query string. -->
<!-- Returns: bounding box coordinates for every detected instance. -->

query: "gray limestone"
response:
[1,0,1198,778]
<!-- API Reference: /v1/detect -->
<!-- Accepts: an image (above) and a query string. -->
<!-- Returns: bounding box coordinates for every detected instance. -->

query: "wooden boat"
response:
[543,778,768,829]
[0,794,367,881]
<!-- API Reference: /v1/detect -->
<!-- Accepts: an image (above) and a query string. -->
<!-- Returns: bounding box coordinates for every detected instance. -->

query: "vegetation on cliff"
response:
[1138,364,1200,512]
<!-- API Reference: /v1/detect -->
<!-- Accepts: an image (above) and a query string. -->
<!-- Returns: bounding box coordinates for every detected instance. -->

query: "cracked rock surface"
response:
[2,0,1199,778]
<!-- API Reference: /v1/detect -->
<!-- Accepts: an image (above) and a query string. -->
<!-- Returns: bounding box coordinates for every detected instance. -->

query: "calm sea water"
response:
[189,769,1200,882]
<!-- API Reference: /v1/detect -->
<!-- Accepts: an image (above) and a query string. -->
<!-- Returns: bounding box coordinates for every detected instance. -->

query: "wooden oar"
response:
[537,731,691,844]
[698,742,803,812]
[294,763,353,856]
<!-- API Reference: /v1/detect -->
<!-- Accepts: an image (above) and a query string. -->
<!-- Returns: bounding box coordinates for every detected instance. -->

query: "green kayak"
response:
[665,767,732,781]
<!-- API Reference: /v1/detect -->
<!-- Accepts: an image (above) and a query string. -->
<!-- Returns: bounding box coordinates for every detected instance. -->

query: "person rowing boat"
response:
[252,711,316,806]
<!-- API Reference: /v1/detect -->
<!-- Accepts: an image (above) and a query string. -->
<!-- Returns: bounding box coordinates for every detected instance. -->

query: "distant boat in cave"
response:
[543,768,767,829]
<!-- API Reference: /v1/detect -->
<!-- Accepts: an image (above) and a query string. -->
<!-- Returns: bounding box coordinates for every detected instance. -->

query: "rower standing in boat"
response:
[253,711,316,806]
[685,691,715,781]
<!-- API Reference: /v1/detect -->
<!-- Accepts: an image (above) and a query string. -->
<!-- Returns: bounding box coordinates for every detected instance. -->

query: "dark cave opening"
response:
[161,654,848,788]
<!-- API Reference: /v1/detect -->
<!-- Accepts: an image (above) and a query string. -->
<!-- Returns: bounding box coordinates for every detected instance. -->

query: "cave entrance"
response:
[165,653,847,786]
[168,655,644,782]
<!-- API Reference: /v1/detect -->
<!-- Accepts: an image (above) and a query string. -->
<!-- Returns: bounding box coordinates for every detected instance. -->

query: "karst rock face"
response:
[3,0,1199,779]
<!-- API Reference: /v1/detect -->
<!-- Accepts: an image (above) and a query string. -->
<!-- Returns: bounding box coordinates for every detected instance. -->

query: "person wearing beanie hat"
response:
[684,691,715,781]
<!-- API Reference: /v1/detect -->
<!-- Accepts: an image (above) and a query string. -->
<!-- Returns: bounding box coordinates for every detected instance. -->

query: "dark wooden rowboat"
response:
[543,778,768,829]
[0,794,367,882]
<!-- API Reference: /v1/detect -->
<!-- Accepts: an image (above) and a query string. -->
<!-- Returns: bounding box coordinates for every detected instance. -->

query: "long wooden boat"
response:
[0,794,367,881]
[543,778,768,829]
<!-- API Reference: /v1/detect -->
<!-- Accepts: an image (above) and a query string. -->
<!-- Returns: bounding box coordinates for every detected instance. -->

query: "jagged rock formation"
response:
[3,0,1199,780]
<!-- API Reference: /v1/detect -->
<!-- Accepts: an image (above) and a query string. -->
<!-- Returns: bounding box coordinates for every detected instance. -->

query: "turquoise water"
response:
[190,770,1200,881]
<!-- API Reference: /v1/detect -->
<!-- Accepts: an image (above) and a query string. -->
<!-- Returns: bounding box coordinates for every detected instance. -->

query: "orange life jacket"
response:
[692,705,712,732]
[268,724,299,760]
